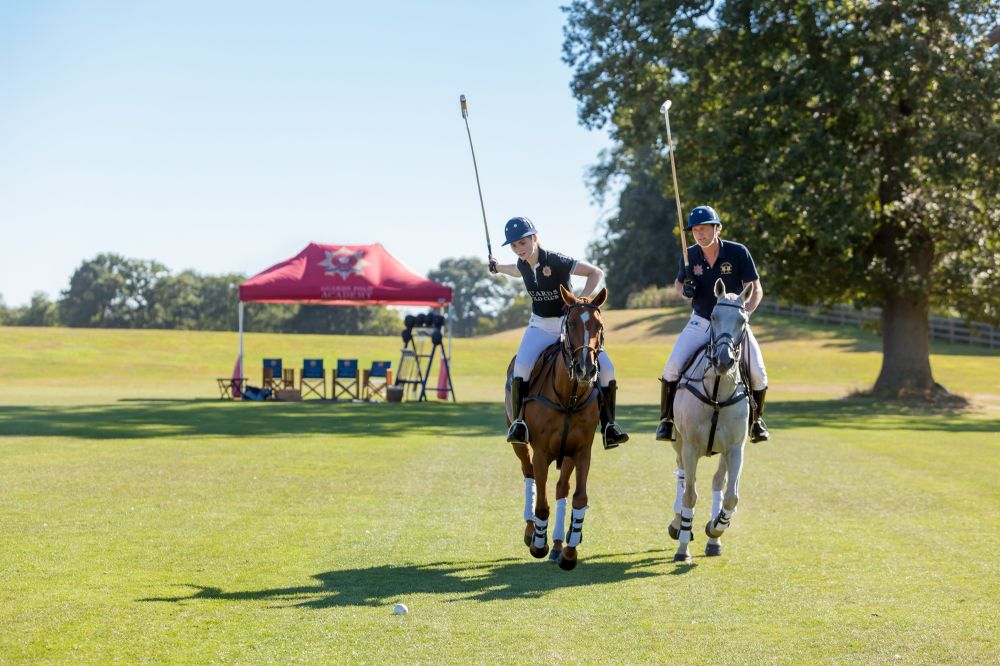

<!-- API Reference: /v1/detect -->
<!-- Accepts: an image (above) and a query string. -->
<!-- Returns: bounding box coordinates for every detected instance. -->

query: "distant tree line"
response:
[0,253,529,337]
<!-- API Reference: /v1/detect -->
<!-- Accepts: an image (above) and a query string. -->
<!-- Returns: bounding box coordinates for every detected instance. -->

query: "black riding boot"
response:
[750,387,770,442]
[655,379,679,441]
[599,380,629,450]
[506,377,529,444]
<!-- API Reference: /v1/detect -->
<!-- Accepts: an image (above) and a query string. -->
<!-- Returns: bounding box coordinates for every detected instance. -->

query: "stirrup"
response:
[655,418,675,442]
[750,419,769,443]
[602,422,628,449]
[507,419,529,445]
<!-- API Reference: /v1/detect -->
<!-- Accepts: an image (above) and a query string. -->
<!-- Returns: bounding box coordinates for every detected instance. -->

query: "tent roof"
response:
[239,243,452,306]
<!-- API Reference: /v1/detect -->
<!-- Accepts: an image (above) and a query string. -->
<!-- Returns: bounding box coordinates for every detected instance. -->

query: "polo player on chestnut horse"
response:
[505,284,607,571]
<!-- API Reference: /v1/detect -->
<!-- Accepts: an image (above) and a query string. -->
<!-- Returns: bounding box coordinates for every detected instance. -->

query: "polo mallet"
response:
[660,100,693,282]
[459,95,493,261]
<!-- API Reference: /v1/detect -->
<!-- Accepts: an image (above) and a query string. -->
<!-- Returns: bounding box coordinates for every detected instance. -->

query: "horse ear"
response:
[560,284,577,304]
[591,287,608,308]
[714,278,726,298]
[740,282,754,304]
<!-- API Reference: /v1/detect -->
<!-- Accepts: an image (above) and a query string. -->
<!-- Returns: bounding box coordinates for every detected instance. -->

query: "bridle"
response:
[707,299,748,371]
[560,302,604,382]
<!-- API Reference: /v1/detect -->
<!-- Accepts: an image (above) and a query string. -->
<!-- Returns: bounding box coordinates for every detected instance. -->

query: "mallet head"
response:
[660,100,672,114]
[460,94,468,119]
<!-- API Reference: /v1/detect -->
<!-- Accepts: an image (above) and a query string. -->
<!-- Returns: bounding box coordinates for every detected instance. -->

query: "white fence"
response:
[756,301,999,349]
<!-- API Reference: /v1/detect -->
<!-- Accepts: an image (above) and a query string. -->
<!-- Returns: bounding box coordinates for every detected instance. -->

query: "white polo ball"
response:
[393,603,408,615]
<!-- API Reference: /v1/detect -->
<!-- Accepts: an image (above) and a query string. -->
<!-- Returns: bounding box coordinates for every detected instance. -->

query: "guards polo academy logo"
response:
[319,248,370,280]
[542,266,552,277]
[693,264,704,276]
[720,262,733,275]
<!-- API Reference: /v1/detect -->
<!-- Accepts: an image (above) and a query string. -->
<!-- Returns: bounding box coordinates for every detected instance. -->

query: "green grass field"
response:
[2,309,998,664]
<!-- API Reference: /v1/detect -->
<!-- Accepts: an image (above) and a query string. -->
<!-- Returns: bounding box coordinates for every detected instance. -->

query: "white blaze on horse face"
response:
[580,310,591,349]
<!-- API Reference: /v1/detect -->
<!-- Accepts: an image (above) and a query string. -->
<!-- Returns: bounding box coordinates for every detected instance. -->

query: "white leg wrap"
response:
[712,507,734,533]
[566,505,589,547]
[552,498,567,543]
[678,507,694,546]
[532,516,548,549]
[523,478,536,521]
[711,490,723,520]
[673,469,686,515]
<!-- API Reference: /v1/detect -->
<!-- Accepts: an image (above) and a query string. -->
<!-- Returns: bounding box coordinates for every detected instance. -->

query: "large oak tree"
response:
[564,0,999,398]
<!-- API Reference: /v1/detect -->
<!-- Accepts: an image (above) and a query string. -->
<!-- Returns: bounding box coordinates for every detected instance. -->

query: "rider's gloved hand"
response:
[682,279,697,299]
[488,256,498,274]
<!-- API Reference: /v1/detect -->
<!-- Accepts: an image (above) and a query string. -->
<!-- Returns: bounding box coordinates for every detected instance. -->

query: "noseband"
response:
[560,302,604,382]
[707,299,747,369]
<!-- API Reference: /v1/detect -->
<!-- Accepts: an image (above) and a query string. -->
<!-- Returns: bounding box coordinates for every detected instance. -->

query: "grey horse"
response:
[669,278,753,563]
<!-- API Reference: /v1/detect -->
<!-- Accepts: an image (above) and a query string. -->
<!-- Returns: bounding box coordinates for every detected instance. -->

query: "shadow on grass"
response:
[0,401,504,440]
[139,551,685,607]
[1,399,994,441]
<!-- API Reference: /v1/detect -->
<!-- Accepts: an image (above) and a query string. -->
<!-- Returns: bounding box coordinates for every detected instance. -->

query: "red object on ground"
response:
[231,356,243,398]
[239,243,452,306]
[437,357,450,400]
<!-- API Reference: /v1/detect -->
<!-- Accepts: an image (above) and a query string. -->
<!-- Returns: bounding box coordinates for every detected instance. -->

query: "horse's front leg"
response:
[512,443,535,546]
[674,440,699,563]
[705,455,728,556]
[559,447,591,571]
[528,448,551,559]
[548,459,574,562]
[706,443,743,544]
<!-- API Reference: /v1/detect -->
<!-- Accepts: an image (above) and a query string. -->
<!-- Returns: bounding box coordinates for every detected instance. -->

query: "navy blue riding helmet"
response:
[502,216,538,246]
[687,205,722,229]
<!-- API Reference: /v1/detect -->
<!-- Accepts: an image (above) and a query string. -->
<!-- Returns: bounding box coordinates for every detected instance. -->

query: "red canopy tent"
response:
[234,243,452,388]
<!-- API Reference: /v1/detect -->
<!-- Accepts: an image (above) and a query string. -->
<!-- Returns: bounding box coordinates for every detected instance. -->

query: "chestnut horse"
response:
[505,285,606,571]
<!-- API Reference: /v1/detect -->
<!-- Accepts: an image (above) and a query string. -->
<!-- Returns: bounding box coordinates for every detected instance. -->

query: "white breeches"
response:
[513,314,615,386]
[662,313,767,390]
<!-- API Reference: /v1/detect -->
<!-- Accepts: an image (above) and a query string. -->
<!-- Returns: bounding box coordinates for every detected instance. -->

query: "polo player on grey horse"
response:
[657,205,770,444]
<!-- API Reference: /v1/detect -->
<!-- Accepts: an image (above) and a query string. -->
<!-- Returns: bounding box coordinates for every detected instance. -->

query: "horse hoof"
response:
[548,547,562,562]
[529,544,549,559]
[705,543,722,557]
[557,553,578,571]
[668,524,680,540]
[673,552,692,563]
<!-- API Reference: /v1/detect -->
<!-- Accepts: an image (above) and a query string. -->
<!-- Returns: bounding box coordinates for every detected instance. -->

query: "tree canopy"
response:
[564,0,999,398]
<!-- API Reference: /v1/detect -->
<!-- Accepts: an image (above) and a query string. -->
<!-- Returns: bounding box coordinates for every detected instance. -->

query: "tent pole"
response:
[238,301,245,378]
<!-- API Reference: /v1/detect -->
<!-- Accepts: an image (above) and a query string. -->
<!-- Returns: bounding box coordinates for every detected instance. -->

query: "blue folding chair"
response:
[263,358,283,391]
[301,359,326,399]
[363,361,392,401]
[333,359,359,400]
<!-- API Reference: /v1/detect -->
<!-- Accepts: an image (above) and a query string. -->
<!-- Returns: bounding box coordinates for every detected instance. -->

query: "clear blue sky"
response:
[0,2,615,307]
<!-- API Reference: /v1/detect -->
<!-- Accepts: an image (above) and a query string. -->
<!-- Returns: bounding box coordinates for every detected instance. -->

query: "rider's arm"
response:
[572,260,604,298]
[744,279,763,313]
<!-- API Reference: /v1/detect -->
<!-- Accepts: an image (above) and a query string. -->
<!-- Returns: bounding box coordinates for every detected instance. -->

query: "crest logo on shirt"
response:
[319,248,369,280]
[542,266,552,277]
[720,262,733,275]
[693,264,703,276]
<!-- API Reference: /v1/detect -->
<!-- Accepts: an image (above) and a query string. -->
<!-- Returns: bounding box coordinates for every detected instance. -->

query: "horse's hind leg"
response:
[706,456,728,556]
[668,440,684,540]
[513,444,535,546]
[548,459,574,562]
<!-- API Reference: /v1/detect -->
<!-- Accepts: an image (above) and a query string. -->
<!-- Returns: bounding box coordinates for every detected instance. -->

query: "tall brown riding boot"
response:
[599,380,629,450]
[750,387,770,442]
[507,377,529,444]
[655,379,678,441]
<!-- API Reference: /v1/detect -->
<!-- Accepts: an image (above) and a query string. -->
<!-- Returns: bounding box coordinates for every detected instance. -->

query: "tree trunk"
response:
[873,290,938,397]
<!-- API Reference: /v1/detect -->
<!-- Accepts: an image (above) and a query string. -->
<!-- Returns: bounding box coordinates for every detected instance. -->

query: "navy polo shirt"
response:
[676,240,759,319]
[518,247,577,318]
